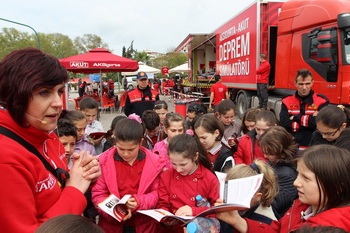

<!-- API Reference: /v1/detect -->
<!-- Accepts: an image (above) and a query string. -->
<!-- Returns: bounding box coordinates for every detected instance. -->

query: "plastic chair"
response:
[101,94,115,113]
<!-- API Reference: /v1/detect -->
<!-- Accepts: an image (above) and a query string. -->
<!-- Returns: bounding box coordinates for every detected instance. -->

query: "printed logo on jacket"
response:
[36,173,56,193]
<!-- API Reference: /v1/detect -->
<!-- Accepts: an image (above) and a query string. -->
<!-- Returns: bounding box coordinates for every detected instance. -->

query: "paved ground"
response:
[68,90,176,131]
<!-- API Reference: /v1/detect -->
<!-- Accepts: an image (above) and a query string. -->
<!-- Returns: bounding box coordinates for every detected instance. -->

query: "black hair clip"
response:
[249,163,261,174]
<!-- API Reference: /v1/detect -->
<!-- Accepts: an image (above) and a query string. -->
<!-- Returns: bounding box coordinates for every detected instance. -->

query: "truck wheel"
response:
[236,92,251,119]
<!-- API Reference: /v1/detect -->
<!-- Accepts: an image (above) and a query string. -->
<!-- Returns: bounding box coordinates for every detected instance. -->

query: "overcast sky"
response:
[1,0,253,55]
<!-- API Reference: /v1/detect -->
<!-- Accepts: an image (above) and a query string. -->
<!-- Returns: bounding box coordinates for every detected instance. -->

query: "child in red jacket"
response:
[234,110,277,165]
[92,118,166,233]
[157,134,219,231]
[216,145,350,233]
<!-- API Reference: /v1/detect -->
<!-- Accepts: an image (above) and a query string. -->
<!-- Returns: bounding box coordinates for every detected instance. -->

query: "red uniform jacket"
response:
[0,109,86,233]
[157,164,219,216]
[256,60,271,84]
[234,130,267,165]
[246,199,350,232]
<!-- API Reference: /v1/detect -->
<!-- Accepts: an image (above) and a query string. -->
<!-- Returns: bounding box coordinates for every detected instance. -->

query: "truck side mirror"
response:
[317,30,334,64]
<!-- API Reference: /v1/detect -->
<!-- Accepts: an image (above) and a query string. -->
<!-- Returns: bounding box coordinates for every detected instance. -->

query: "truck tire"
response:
[236,91,251,119]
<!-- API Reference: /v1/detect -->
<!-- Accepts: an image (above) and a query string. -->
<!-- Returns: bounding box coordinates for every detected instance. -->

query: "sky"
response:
[1,0,254,55]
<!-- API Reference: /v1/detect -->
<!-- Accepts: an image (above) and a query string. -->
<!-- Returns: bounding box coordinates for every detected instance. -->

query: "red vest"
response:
[128,88,158,103]
[282,93,327,132]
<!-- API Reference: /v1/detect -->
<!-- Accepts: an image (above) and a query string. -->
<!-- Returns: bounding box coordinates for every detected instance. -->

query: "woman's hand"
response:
[175,205,193,216]
[123,209,132,221]
[126,197,138,210]
[65,151,91,194]
[72,151,101,183]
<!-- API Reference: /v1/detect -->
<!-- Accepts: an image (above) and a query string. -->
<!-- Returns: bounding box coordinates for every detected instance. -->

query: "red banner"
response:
[162,67,169,75]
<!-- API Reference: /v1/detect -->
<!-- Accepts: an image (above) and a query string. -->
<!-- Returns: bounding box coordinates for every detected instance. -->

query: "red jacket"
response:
[92,146,166,233]
[234,130,267,165]
[0,109,86,233]
[157,164,219,216]
[256,60,271,83]
[246,199,350,232]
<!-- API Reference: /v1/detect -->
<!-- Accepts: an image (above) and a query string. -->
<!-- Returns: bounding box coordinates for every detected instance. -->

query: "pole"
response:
[0,18,41,49]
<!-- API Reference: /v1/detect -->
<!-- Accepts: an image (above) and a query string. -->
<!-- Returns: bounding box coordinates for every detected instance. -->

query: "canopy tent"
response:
[169,62,190,73]
[59,48,138,109]
[59,48,139,73]
[121,61,160,76]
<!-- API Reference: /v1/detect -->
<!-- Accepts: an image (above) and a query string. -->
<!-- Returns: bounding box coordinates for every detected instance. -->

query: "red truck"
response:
[177,0,350,118]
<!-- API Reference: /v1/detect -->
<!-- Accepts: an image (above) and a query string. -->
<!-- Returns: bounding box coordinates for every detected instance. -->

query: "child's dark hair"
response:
[194,114,224,141]
[114,118,144,143]
[187,102,207,115]
[79,97,99,110]
[255,110,278,126]
[163,112,185,129]
[168,134,212,171]
[189,115,202,130]
[54,119,77,139]
[217,99,236,115]
[62,110,85,122]
[316,105,350,129]
[294,226,349,233]
[241,108,262,134]
[142,110,160,131]
[154,100,168,110]
[110,116,127,131]
[259,126,298,164]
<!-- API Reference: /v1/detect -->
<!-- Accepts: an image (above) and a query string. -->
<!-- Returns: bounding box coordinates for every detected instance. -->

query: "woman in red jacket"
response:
[0,48,100,232]
[216,145,350,233]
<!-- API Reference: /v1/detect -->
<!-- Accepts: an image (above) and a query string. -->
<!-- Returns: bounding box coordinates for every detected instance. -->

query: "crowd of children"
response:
[50,94,350,233]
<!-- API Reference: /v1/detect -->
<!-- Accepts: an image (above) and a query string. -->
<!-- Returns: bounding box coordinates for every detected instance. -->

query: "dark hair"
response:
[189,114,202,130]
[54,119,77,139]
[316,105,350,129]
[259,126,298,164]
[334,128,350,151]
[187,102,207,115]
[115,118,144,143]
[35,214,104,233]
[0,48,68,126]
[62,110,85,123]
[297,145,350,214]
[110,115,127,131]
[241,108,262,134]
[79,97,99,110]
[168,134,212,171]
[260,54,267,60]
[163,112,185,129]
[295,68,313,81]
[217,99,236,115]
[255,110,277,126]
[214,74,221,82]
[294,226,349,233]
[142,110,160,131]
[154,100,168,110]
[194,114,224,141]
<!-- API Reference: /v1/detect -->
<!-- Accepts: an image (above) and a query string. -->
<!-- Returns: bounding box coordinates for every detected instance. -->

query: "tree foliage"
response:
[152,51,188,69]
[73,34,110,54]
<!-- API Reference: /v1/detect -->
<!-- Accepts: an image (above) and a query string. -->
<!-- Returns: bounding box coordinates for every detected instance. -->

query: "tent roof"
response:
[59,48,139,73]
[169,62,190,73]
[121,61,161,76]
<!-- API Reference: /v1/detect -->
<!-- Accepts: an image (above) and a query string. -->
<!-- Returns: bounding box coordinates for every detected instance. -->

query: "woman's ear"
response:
[194,152,199,163]
[341,122,347,129]
[251,192,263,206]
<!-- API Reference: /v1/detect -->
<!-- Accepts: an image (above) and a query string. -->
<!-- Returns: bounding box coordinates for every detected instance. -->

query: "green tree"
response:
[74,34,110,54]
[152,50,188,69]
[133,51,150,64]
[0,28,35,59]
[40,33,78,59]
[123,40,136,59]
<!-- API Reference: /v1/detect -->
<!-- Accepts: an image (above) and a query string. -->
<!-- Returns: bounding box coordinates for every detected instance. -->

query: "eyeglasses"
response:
[318,128,339,137]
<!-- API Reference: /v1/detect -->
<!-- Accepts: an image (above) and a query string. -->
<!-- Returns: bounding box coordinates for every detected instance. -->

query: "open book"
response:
[137,174,263,226]
[97,194,132,222]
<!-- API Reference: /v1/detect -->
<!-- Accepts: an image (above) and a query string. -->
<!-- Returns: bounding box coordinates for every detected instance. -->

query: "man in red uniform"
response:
[256,54,271,109]
[209,74,229,112]
[124,72,159,117]
[279,69,329,149]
